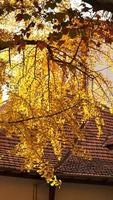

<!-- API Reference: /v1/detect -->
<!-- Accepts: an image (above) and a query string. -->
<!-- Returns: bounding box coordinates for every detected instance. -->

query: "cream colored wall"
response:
[0,176,48,200]
[0,176,113,200]
[56,182,113,200]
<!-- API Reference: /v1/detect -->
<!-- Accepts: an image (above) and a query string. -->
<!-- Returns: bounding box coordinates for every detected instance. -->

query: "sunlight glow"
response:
[2,85,8,103]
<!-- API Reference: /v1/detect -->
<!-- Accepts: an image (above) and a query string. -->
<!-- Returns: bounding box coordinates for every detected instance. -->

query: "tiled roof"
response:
[104,135,113,149]
[0,109,113,181]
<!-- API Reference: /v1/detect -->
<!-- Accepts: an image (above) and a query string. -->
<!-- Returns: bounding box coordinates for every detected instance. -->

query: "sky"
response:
[71,0,81,8]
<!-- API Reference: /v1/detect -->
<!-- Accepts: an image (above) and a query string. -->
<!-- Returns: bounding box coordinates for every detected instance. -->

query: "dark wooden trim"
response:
[0,169,41,180]
[49,186,55,200]
[60,176,113,186]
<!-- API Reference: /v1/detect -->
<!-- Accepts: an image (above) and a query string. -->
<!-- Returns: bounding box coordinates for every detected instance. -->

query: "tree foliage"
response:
[0,0,113,186]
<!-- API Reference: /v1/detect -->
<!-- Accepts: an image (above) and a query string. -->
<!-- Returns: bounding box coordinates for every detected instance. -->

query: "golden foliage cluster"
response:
[0,0,113,186]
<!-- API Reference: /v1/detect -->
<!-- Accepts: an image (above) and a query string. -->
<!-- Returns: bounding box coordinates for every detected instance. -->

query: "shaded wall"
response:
[0,176,48,200]
[56,182,113,200]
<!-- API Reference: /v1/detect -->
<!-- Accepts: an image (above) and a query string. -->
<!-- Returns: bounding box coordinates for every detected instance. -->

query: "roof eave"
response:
[1,168,113,186]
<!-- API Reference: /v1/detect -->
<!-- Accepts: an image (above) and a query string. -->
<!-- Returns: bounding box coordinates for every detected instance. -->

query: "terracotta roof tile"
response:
[0,109,113,179]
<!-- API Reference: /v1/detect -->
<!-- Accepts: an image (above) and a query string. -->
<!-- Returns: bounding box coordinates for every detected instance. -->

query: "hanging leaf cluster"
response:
[0,0,113,186]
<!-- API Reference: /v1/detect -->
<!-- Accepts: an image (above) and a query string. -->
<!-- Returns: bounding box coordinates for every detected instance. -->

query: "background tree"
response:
[0,0,113,186]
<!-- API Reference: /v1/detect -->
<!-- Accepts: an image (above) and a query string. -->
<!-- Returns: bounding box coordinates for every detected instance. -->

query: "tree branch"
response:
[0,102,80,124]
[0,39,47,51]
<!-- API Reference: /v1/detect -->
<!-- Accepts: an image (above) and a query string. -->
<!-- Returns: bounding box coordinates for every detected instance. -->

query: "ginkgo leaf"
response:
[0,0,113,186]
